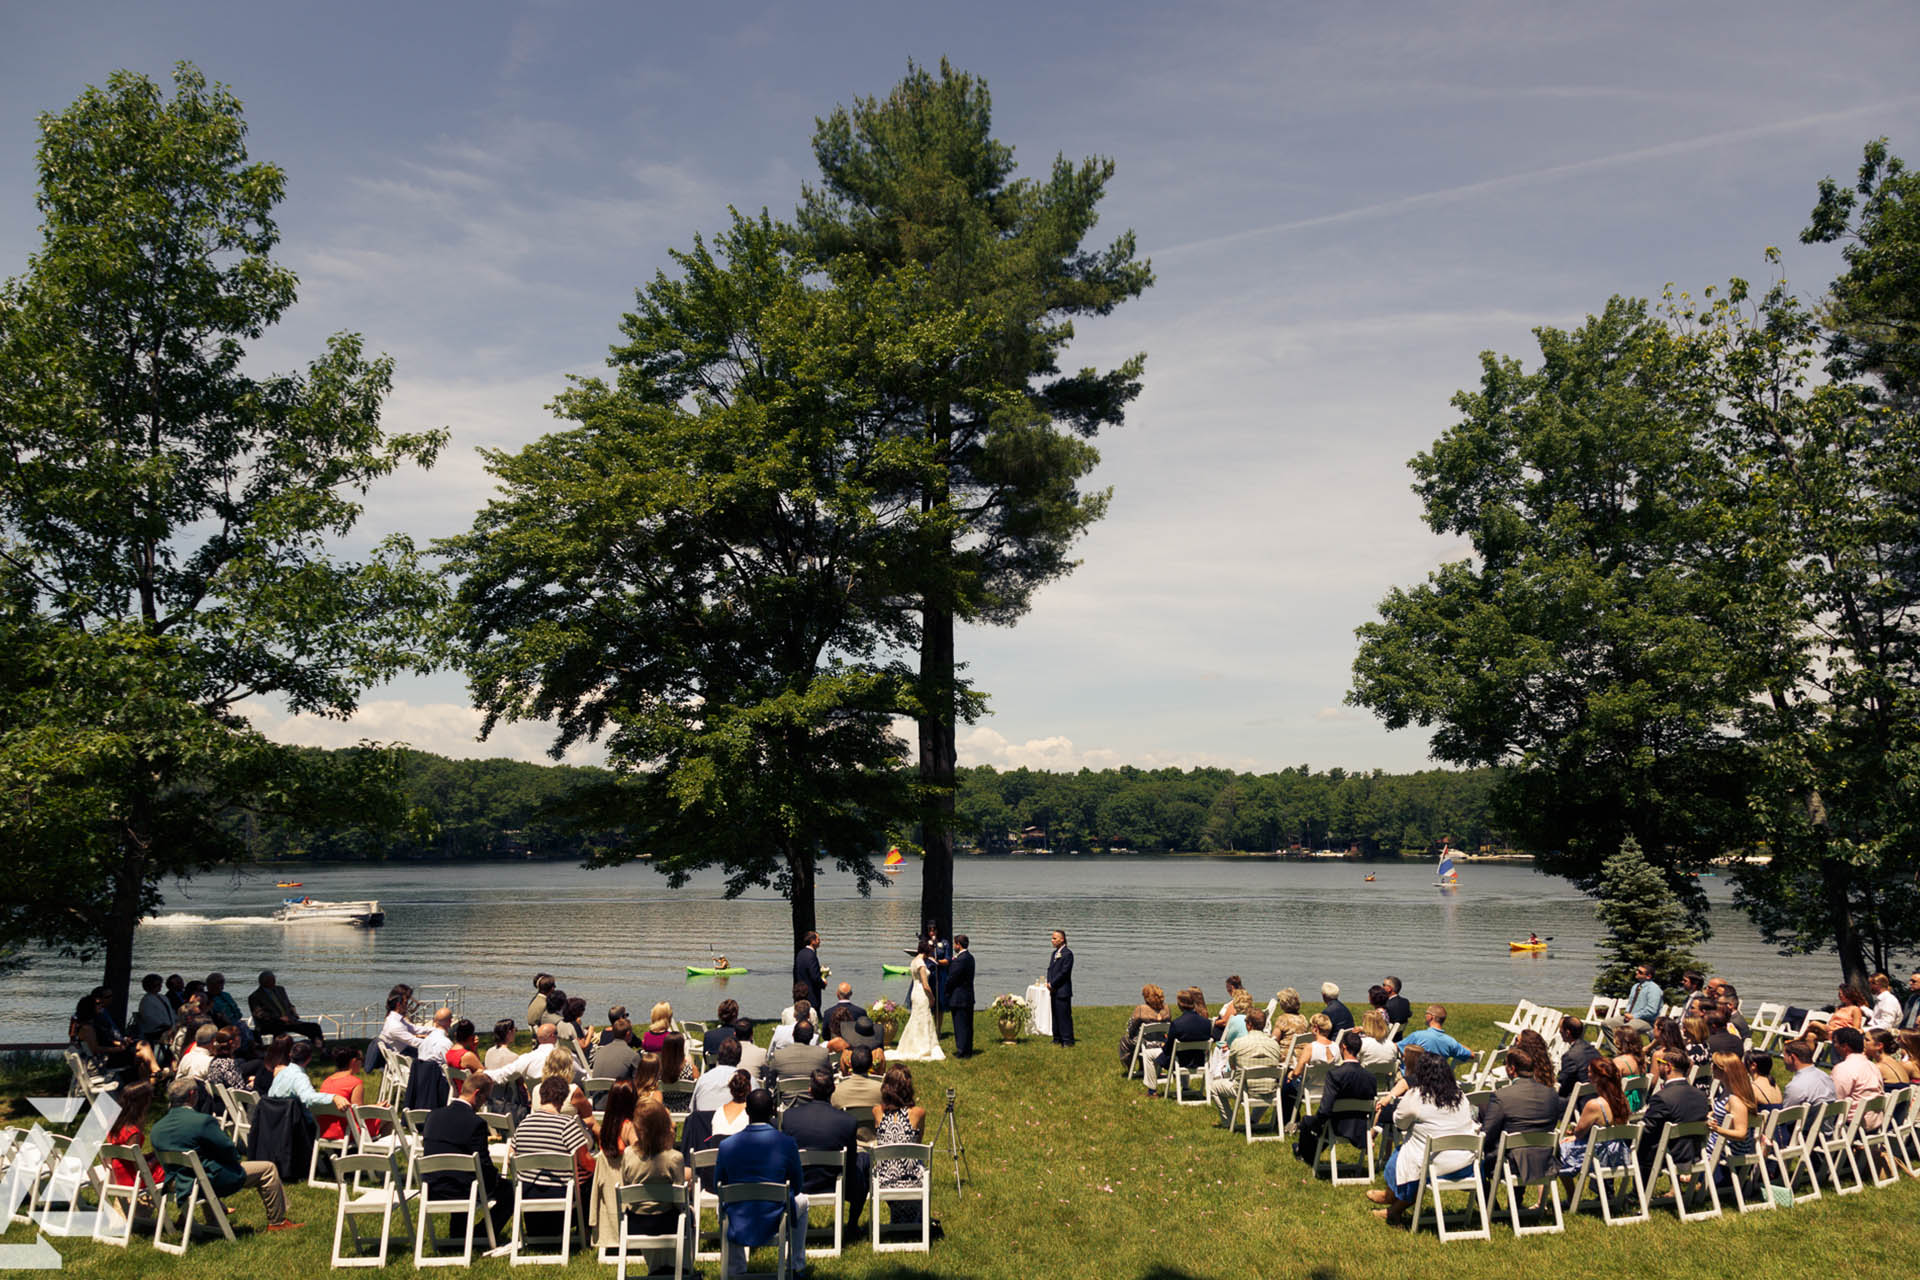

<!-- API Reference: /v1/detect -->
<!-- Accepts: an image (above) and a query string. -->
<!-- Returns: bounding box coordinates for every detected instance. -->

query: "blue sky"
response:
[4,2,1917,773]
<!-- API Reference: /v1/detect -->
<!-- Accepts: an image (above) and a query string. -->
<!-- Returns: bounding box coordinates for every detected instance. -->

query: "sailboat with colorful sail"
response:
[1436,841,1459,889]
[883,846,905,873]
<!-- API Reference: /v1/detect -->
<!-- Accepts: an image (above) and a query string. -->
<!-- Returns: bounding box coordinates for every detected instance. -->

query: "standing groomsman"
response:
[1045,929,1075,1047]
[946,936,977,1058]
[793,931,825,1012]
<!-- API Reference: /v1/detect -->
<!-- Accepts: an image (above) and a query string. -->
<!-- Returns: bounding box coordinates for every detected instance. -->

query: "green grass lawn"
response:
[7,1004,1918,1279]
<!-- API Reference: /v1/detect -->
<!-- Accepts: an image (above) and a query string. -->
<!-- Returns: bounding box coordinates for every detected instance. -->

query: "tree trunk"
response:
[99,837,148,1029]
[918,601,956,941]
[788,842,817,951]
[1819,850,1870,992]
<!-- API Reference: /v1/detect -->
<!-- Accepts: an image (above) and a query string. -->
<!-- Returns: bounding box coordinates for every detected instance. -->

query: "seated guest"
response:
[782,1065,866,1229]
[659,1032,695,1083]
[1556,1016,1600,1097]
[733,1019,768,1080]
[711,1070,754,1137]
[1321,983,1354,1034]
[425,1073,513,1237]
[1779,1039,1836,1136]
[1216,990,1255,1049]
[509,1075,595,1232]
[1868,975,1904,1031]
[378,991,428,1061]
[632,1053,662,1101]
[592,1018,639,1082]
[205,973,246,1033]
[703,1001,742,1058]
[1367,984,1390,1015]
[1381,977,1412,1033]
[134,973,177,1043]
[1866,1029,1916,1086]
[1745,1051,1784,1106]
[317,1047,367,1141]
[1289,1014,1339,1077]
[1210,977,1247,1035]
[248,970,324,1044]
[557,996,592,1064]
[692,1037,745,1113]
[1400,1005,1475,1064]
[1357,1009,1397,1068]
[1649,1015,1687,1063]
[872,1066,926,1230]
[768,1021,833,1084]
[1826,984,1869,1034]
[1476,1046,1559,1184]
[599,1006,629,1049]
[769,1001,809,1051]
[266,1040,327,1105]
[1605,964,1666,1035]
[833,1016,886,1073]
[165,973,187,1010]
[1269,988,1309,1042]
[418,1008,455,1064]
[152,1078,298,1230]
[178,1023,218,1081]
[592,1091,687,1247]
[105,1081,166,1195]
[204,1028,249,1095]
[1557,1057,1631,1189]
[1214,1009,1287,1127]
[823,983,860,1030]
[1711,980,1750,1039]
[486,1023,583,1090]
[1703,1051,1758,1173]
[1703,1010,1741,1056]
[1636,1049,1709,1177]
[527,974,558,1027]
[1611,1025,1648,1081]
[1367,1050,1478,1225]
[641,1004,675,1054]
[780,983,811,1028]
[716,1089,806,1276]
[1120,985,1171,1069]
[485,1020,519,1072]
[1293,1029,1375,1156]
[1830,1026,1884,1130]
[1146,987,1212,1095]
[447,1019,483,1074]
[832,1047,883,1144]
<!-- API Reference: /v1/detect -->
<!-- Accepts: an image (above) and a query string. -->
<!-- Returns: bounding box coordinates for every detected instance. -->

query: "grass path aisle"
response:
[8,1003,1919,1278]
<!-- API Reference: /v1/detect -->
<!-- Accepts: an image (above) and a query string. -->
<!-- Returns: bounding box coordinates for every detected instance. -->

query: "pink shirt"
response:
[1831,1054,1884,1127]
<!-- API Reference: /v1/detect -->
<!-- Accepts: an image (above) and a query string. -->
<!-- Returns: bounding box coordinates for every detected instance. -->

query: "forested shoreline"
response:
[242,748,1509,862]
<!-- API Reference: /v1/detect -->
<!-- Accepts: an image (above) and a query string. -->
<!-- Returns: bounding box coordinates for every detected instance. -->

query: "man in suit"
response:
[794,932,825,1013]
[1556,1016,1601,1097]
[946,935,977,1058]
[150,1078,298,1230]
[703,1000,742,1058]
[422,1073,513,1238]
[590,1018,639,1081]
[831,1047,883,1144]
[780,1066,868,1229]
[1477,1046,1561,1183]
[1636,1048,1710,1177]
[767,1021,833,1084]
[1320,983,1354,1034]
[823,983,859,1033]
[1294,1029,1377,1157]
[248,970,325,1044]
[1045,929,1075,1047]
[715,1089,806,1276]
[1381,976,1412,1035]
[1146,987,1212,1094]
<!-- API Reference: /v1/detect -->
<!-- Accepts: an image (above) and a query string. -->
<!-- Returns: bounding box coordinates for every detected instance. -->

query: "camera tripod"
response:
[940,1087,969,1194]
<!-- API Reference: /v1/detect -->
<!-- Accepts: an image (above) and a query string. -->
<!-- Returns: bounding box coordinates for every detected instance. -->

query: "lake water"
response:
[7,856,1844,1037]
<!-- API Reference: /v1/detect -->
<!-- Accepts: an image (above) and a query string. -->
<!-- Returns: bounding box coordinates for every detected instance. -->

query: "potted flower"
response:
[989,992,1033,1043]
[868,997,903,1041]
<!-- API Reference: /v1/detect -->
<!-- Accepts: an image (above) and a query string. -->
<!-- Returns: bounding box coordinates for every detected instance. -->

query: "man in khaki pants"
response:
[149,1078,299,1231]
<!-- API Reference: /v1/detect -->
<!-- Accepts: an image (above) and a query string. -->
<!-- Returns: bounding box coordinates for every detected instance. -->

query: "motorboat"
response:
[273,896,383,926]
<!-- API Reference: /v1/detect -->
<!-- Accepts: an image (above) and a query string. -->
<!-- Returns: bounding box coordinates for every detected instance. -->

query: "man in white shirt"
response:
[769,1002,810,1052]
[485,1023,582,1089]
[178,1023,217,1080]
[1868,973,1903,1030]
[733,1019,768,1081]
[418,1008,454,1064]
[693,1037,745,1112]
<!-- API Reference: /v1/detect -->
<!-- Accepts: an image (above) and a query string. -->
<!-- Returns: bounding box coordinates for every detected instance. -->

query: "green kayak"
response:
[881,963,910,976]
[685,965,748,977]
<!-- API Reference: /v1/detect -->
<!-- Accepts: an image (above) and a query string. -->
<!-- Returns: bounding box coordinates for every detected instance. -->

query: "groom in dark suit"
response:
[1046,929,1075,1047]
[793,931,825,1012]
[946,936,977,1058]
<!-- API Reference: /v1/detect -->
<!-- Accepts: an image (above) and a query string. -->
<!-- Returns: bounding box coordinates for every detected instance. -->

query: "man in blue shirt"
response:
[1398,1005,1475,1064]
[715,1089,806,1275]
[1603,964,1664,1038]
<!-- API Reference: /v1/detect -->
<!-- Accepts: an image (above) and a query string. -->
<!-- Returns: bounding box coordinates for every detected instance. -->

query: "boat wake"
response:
[145,913,281,926]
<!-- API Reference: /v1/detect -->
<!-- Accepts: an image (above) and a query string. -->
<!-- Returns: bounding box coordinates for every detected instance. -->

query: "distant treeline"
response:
[246,749,1508,862]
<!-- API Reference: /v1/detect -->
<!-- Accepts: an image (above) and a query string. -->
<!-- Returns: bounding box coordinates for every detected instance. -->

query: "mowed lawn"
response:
[6,1003,1918,1280]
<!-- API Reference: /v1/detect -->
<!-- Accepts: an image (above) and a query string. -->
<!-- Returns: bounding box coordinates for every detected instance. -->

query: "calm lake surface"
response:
[7,856,1844,1037]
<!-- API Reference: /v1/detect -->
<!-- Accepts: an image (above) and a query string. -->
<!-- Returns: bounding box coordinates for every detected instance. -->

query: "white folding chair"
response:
[329,1151,415,1268]
[1127,1021,1170,1081]
[1490,1131,1564,1235]
[870,1142,931,1253]
[717,1182,791,1280]
[690,1147,722,1263]
[1291,1062,1331,1131]
[1404,1134,1491,1240]
[1854,1093,1901,1188]
[413,1151,498,1266]
[1231,1067,1286,1143]
[1567,1123,1648,1226]
[605,1181,690,1280]
[1812,1098,1869,1194]
[508,1152,582,1265]
[1763,1101,1825,1203]
[1308,1099,1377,1184]
[1648,1121,1721,1221]
[1720,1108,1779,1213]
[309,1095,358,1190]
[797,1149,846,1257]
[92,1144,162,1247]
[224,1088,259,1149]
[1167,1040,1211,1105]
[153,1149,237,1255]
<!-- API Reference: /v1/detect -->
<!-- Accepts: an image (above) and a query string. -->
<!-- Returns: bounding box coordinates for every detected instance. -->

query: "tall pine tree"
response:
[1593,836,1703,998]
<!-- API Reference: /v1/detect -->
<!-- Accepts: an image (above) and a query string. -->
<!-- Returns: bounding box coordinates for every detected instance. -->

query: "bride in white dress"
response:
[891,946,946,1062]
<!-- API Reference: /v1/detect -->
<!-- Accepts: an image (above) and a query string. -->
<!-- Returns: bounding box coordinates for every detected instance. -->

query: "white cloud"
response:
[247,700,606,768]
[957,726,1258,773]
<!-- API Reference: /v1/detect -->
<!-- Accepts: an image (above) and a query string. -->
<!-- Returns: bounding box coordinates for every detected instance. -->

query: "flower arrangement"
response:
[989,992,1033,1040]
[868,997,903,1037]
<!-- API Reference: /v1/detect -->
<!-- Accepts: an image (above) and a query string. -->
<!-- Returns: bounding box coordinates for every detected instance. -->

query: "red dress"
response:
[105,1122,163,1188]
[318,1071,363,1140]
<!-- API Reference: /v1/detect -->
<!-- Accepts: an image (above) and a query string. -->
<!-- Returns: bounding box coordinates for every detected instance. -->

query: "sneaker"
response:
[266,1219,303,1232]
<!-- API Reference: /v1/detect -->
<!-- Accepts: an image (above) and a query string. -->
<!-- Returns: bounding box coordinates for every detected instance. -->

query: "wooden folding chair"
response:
[1126,1021,1170,1080]
[1648,1121,1721,1221]
[1231,1067,1286,1143]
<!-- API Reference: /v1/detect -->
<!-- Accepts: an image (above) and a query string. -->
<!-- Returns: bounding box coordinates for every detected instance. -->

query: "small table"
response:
[1026,983,1052,1037]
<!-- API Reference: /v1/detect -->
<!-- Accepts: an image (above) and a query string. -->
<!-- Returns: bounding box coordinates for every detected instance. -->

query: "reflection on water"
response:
[2,857,1840,1035]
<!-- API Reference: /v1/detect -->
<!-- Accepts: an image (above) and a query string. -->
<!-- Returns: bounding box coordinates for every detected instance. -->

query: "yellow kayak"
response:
[1508,941,1547,952]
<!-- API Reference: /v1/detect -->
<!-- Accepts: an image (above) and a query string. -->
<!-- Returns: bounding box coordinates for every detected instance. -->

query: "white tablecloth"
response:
[1026,983,1052,1036]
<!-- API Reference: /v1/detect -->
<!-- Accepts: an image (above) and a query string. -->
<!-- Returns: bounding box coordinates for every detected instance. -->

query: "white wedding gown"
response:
[892,957,946,1061]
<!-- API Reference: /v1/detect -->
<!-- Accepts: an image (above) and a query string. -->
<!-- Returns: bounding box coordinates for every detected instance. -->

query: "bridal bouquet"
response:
[989,992,1034,1035]
[868,997,903,1037]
